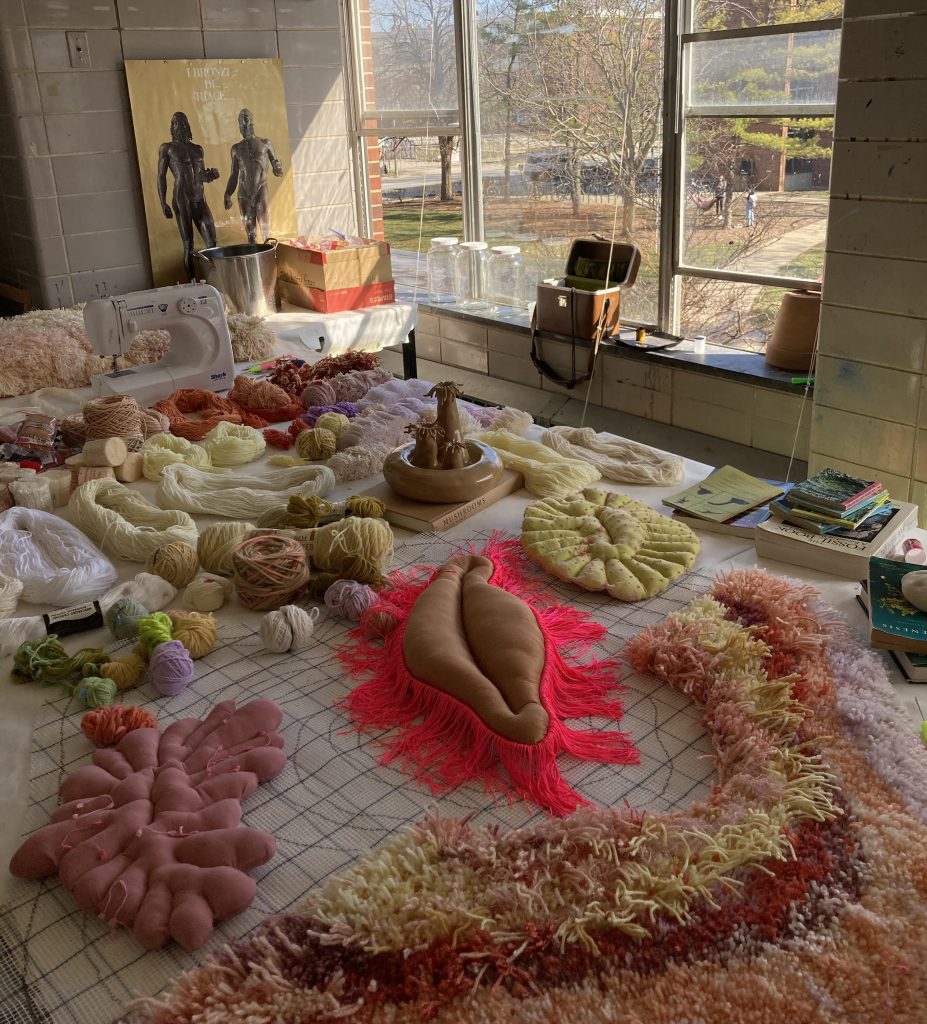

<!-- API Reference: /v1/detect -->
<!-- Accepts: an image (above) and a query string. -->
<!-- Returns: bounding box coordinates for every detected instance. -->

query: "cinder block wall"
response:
[418,309,813,459]
[0,0,357,308]
[810,1,927,504]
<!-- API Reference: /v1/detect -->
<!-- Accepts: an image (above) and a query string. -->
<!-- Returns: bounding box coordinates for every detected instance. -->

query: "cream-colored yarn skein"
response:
[542,425,684,486]
[69,476,197,562]
[184,573,232,611]
[472,429,601,497]
[197,520,256,575]
[201,422,266,467]
[142,433,213,481]
[260,604,319,653]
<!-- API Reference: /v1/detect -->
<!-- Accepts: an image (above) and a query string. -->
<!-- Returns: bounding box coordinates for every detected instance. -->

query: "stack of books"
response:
[756,468,917,578]
[664,465,787,538]
[858,558,927,682]
[768,468,891,535]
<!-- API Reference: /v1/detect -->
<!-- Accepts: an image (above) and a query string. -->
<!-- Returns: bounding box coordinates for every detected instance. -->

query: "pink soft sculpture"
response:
[9,699,286,951]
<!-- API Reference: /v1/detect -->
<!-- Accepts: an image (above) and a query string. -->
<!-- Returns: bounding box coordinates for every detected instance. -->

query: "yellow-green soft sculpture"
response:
[521,487,700,601]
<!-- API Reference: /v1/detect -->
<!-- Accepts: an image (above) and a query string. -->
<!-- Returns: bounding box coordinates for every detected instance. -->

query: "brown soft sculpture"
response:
[402,554,549,744]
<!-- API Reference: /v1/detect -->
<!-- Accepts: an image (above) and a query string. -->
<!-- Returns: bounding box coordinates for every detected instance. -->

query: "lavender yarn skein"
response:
[324,579,378,622]
[148,639,196,696]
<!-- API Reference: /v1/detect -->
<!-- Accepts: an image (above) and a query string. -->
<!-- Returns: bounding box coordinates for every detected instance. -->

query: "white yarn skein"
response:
[201,422,267,466]
[69,476,198,562]
[260,605,319,654]
[0,571,176,658]
[157,462,336,518]
[141,432,213,480]
[0,506,118,606]
[542,425,685,486]
[184,573,232,612]
[328,443,392,484]
[471,429,602,497]
[0,572,24,617]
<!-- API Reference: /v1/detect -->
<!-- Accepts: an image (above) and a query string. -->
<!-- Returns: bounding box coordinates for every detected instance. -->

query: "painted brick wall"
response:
[0,0,357,308]
[810,2,927,508]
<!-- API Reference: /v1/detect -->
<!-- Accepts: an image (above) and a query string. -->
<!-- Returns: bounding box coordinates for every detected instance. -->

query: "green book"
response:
[664,465,785,524]
[867,556,927,653]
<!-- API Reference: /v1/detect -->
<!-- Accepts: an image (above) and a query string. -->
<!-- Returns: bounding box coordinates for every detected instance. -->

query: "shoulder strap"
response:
[530,294,611,389]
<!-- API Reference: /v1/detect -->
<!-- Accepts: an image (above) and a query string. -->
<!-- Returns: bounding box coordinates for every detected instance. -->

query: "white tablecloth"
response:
[266,300,416,357]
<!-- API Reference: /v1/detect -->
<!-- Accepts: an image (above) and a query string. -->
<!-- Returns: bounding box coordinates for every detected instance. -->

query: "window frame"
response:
[347,0,841,339]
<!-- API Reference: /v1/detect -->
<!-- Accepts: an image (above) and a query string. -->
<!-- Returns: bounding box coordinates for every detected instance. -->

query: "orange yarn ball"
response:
[81,705,157,746]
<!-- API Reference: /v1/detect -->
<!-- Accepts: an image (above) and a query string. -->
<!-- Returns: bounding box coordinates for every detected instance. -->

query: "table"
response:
[0,358,918,1024]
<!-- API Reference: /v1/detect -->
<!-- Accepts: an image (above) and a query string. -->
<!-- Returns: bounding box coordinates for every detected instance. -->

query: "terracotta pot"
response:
[765,289,821,372]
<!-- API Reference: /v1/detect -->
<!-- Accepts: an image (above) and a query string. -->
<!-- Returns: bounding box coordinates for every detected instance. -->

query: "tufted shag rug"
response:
[132,569,927,1023]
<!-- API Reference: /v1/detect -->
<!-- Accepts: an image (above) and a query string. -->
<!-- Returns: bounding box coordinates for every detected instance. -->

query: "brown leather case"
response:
[532,240,641,389]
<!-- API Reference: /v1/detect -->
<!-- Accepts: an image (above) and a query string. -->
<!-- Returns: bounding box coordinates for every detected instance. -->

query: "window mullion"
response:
[454,0,483,243]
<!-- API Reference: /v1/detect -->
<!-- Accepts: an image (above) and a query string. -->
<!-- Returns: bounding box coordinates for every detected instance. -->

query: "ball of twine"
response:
[313,412,350,438]
[360,603,401,642]
[104,597,150,640]
[147,541,200,588]
[301,380,336,409]
[295,427,337,462]
[148,639,196,697]
[0,572,24,617]
[197,520,256,576]
[260,604,319,654]
[81,704,157,746]
[83,394,143,450]
[166,609,217,659]
[60,414,87,447]
[323,579,378,622]
[184,573,231,612]
[232,534,310,610]
[76,676,118,708]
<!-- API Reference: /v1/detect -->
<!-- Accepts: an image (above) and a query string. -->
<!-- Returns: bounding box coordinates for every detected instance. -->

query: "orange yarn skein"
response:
[81,705,157,746]
[153,389,267,441]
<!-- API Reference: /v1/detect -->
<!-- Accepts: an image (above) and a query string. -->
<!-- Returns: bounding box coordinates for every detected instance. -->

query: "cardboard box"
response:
[276,239,394,313]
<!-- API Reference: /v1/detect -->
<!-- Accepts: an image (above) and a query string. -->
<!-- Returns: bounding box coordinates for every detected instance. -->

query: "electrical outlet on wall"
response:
[66,32,90,69]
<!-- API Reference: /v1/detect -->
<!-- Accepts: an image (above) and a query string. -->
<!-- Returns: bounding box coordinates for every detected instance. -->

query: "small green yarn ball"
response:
[77,676,117,708]
[105,598,150,640]
[295,427,337,462]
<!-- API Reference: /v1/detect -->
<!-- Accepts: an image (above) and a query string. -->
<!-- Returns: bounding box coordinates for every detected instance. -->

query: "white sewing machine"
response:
[84,283,236,408]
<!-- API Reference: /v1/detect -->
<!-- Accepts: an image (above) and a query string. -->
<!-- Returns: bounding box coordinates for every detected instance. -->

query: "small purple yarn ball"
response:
[148,639,196,697]
[303,402,358,426]
[324,579,378,622]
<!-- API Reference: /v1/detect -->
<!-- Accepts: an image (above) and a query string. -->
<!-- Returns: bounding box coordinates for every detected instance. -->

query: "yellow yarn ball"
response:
[146,541,200,587]
[346,495,385,520]
[98,650,148,691]
[310,516,394,578]
[295,427,337,462]
[197,520,256,575]
[184,573,230,612]
[167,609,217,659]
[314,412,350,438]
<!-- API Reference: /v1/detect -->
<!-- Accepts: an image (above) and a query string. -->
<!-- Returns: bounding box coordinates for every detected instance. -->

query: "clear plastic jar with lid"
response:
[487,245,525,312]
[454,241,491,310]
[426,236,458,303]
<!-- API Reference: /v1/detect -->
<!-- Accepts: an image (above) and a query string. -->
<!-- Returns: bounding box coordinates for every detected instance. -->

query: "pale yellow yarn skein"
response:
[142,433,212,481]
[147,541,200,587]
[201,422,267,467]
[197,520,256,575]
[167,609,217,659]
[304,516,394,576]
[313,412,350,438]
[184,573,232,611]
[471,428,601,497]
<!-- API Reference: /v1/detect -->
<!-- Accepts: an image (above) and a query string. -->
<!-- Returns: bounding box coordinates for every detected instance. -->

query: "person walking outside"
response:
[746,189,757,228]
[714,176,726,218]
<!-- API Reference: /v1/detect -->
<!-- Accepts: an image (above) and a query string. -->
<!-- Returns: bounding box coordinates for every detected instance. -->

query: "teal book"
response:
[867,556,927,653]
[857,580,927,679]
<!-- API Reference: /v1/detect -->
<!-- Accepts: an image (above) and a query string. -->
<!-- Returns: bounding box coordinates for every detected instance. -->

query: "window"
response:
[349,0,842,352]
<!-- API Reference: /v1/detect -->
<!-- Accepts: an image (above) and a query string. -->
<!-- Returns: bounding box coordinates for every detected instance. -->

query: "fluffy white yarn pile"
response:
[542,425,685,486]
[69,477,198,561]
[328,443,393,483]
[0,506,118,606]
[471,429,602,497]
[0,571,175,658]
[260,604,319,653]
[142,432,213,480]
[156,462,336,518]
[0,572,25,617]
[201,422,267,466]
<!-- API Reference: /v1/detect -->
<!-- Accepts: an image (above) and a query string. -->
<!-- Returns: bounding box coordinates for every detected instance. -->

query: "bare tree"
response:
[370,0,459,201]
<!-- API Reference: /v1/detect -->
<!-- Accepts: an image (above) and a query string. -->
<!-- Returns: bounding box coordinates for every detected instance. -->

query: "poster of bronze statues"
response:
[126,59,297,286]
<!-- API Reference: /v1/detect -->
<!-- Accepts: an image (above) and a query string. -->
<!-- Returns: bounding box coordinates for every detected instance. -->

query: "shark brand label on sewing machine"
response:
[210,371,228,382]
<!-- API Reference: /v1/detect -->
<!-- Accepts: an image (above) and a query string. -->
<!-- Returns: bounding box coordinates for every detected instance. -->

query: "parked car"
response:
[522,150,620,193]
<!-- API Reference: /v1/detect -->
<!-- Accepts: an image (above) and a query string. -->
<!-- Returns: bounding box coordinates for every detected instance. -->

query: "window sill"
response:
[413,297,810,396]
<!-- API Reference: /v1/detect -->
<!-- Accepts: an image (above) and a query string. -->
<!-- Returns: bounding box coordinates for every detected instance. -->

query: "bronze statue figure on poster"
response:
[224,108,284,244]
[157,111,220,280]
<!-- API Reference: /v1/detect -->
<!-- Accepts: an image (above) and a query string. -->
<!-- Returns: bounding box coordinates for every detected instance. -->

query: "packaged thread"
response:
[16,412,58,454]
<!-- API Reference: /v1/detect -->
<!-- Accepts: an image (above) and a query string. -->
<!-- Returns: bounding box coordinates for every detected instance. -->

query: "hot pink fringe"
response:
[339,536,638,816]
